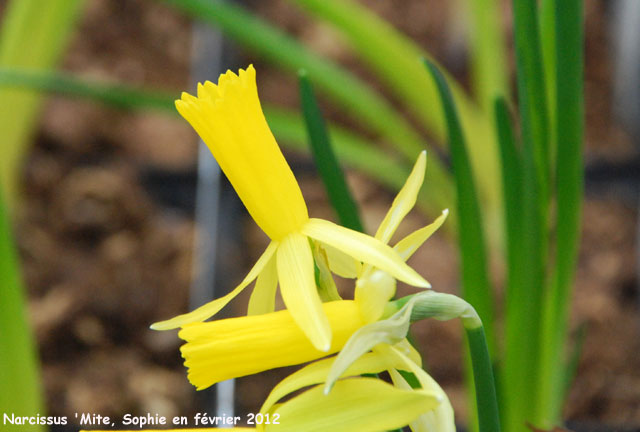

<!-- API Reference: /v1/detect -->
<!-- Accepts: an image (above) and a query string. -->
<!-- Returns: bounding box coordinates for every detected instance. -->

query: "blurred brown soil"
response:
[6,0,639,429]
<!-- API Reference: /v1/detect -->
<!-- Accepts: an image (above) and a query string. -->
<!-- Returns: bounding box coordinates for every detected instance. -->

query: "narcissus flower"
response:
[152,65,428,351]
[175,151,448,391]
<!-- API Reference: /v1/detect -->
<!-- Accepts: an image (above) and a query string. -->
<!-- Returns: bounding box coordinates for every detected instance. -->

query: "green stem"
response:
[388,292,500,432]
[466,325,501,432]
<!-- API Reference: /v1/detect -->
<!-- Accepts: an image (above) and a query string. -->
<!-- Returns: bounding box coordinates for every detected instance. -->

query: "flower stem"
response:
[465,325,501,432]
[388,292,501,432]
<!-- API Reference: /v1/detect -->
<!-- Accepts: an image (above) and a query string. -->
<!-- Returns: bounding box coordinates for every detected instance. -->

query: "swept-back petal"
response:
[302,218,430,288]
[374,151,426,244]
[260,352,404,415]
[277,233,331,351]
[394,209,449,261]
[325,292,427,392]
[247,253,278,316]
[390,369,455,432]
[179,301,364,390]
[176,65,308,240]
[378,344,455,432]
[151,241,278,330]
[265,378,440,432]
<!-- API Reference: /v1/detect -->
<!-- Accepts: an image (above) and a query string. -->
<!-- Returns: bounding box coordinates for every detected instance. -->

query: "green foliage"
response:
[426,2,584,431]
[0,0,85,204]
[298,71,364,232]
[0,192,44,432]
[425,60,496,356]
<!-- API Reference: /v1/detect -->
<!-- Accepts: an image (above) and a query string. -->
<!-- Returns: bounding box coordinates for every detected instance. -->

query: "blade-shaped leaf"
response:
[0,0,85,204]
[424,60,495,353]
[287,0,502,238]
[298,70,363,232]
[0,68,454,223]
[536,0,584,427]
[0,192,44,431]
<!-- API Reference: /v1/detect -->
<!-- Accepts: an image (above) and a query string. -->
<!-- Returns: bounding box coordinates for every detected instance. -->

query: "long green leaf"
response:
[0,68,450,221]
[0,192,44,431]
[298,71,363,232]
[468,0,509,113]
[424,59,495,354]
[0,68,176,112]
[503,2,550,430]
[466,326,501,432]
[426,62,495,432]
[286,0,502,237]
[536,0,584,427]
[512,0,551,207]
[539,0,556,161]
[0,0,85,204]
[494,97,524,311]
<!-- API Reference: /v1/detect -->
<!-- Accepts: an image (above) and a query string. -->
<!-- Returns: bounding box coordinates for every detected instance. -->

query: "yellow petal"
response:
[260,352,405,415]
[394,209,449,261]
[81,430,254,432]
[247,253,278,316]
[325,293,425,392]
[277,233,331,351]
[176,65,308,240]
[151,241,278,330]
[354,270,396,323]
[323,243,361,278]
[378,344,456,432]
[179,301,364,390]
[374,151,426,244]
[394,338,423,367]
[265,378,440,432]
[302,218,430,288]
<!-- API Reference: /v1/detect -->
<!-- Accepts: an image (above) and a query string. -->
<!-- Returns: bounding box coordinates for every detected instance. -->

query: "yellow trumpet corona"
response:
[179,300,365,390]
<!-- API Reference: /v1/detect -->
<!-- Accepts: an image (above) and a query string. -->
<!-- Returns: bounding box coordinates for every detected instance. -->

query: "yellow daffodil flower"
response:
[175,151,447,391]
[152,65,428,352]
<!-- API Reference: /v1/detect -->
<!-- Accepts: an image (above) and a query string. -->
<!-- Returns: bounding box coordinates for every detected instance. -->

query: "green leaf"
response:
[0,68,452,222]
[0,68,176,111]
[466,326,502,432]
[0,0,85,205]
[536,0,584,427]
[0,192,44,431]
[286,0,501,239]
[494,97,524,304]
[426,59,496,432]
[424,60,495,353]
[467,0,509,113]
[298,70,363,232]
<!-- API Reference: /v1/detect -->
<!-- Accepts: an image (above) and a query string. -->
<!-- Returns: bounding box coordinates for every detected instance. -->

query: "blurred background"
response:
[0,0,639,430]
